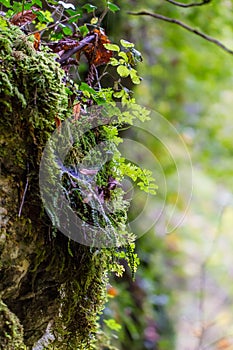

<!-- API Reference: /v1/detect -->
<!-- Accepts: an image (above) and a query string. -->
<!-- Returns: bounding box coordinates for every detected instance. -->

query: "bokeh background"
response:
[100,1,233,349]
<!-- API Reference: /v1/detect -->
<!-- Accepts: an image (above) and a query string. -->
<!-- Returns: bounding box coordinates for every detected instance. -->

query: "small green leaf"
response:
[118,51,128,62]
[34,10,54,23]
[82,4,97,13]
[62,26,73,36]
[104,43,120,52]
[130,70,141,84]
[12,1,22,12]
[0,17,8,28]
[113,90,124,98]
[117,65,130,78]
[120,39,134,48]
[80,82,96,94]
[79,25,89,37]
[104,319,122,332]
[109,57,119,66]
[107,2,120,12]
[58,1,75,9]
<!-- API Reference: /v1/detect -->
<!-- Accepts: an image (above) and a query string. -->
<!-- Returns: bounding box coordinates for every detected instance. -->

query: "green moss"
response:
[0,23,139,350]
[0,300,25,350]
[0,23,68,173]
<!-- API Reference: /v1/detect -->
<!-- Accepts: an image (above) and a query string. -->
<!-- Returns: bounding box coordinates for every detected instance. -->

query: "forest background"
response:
[1,0,233,349]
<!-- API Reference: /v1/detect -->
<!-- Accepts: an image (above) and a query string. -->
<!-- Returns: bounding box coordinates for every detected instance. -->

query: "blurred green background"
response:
[101,1,233,349]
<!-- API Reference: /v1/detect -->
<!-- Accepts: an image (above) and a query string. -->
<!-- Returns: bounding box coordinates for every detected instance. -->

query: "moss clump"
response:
[0,21,68,173]
[0,22,133,350]
[0,300,25,350]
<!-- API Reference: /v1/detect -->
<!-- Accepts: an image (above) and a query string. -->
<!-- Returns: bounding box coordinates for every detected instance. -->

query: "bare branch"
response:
[165,0,211,8]
[128,11,233,55]
[57,34,96,64]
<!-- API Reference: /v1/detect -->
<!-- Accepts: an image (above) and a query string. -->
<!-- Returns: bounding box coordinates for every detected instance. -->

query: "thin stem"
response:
[97,7,109,26]
[165,0,211,8]
[22,0,25,15]
[18,164,29,217]
[29,13,80,35]
[128,11,233,55]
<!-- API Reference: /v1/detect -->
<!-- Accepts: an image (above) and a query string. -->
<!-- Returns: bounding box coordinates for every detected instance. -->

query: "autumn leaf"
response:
[83,29,113,66]
[73,102,81,120]
[10,7,39,26]
[33,32,41,51]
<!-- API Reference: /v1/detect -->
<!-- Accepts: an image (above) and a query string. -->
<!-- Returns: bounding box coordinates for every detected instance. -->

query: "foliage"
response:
[0,1,157,349]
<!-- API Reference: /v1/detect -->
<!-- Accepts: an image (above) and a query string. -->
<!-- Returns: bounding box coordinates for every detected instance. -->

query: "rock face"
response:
[0,24,108,349]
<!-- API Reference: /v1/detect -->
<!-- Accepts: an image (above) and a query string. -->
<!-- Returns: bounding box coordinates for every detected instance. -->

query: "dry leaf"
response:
[33,32,40,51]
[73,103,81,120]
[84,29,113,66]
[10,7,39,26]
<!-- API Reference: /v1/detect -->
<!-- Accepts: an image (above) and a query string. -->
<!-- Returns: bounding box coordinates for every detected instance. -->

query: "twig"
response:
[29,13,81,35]
[97,8,109,26]
[128,11,233,55]
[18,166,29,217]
[57,34,96,64]
[165,0,211,8]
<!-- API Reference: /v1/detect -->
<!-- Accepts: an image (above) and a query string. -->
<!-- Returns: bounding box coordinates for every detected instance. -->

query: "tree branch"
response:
[57,34,96,64]
[128,11,233,55]
[165,0,211,8]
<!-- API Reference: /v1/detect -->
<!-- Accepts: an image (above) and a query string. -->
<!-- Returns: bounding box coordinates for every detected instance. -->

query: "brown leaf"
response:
[83,29,113,66]
[10,7,39,26]
[73,103,81,120]
[33,32,40,51]
[54,115,61,133]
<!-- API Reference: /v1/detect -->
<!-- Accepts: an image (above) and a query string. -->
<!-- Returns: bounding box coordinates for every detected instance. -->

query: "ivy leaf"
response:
[117,65,130,78]
[120,39,134,48]
[82,4,97,13]
[103,43,120,52]
[107,2,120,12]
[58,1,75,10]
